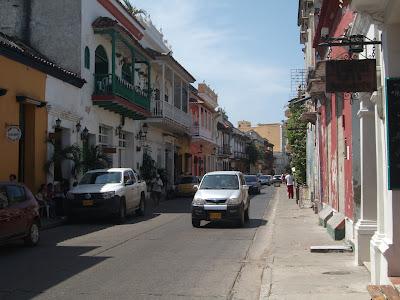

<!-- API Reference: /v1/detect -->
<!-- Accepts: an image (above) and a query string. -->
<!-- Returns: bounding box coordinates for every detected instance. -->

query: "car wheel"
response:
[137,193,146,216]
[116,198,126,224]
[24,222,40,246]
[192,218,201,228]
[237,208,245,227]
[244,205,250,221]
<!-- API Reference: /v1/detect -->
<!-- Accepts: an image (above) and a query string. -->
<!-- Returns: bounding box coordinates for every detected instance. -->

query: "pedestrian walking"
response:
[285,172,294,199]
[151,174,163,207]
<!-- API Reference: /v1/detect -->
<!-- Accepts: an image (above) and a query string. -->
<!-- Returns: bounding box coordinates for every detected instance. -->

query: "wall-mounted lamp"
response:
[76,121,82,133]
[55,118,62,129]
[81,127,89,141]
[136,123,148,140]
[0,88,7,96]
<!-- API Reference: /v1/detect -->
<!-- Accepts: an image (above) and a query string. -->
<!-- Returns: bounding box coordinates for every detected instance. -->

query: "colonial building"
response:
[0,0,153,177]
[215,110,233,171]
[0,32,84,192]
[238,121,287,174]
[230,128,251,173]
[189,84,218,176]
[297,0,400,287]
[137,16,195,185]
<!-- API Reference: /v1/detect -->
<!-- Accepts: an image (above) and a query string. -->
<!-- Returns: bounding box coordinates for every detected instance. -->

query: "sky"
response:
[134,0,304,126]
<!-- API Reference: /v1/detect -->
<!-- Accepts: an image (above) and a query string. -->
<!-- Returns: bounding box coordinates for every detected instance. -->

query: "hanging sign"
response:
[6,126,22,141]
[386,78,400,190]
[325,59,377,92]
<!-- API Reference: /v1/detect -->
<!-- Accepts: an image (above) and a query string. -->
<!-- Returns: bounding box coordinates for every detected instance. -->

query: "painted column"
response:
[354,95,377,266]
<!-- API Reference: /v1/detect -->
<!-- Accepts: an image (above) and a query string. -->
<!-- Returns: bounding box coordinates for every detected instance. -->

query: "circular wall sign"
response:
[6,126,22,141]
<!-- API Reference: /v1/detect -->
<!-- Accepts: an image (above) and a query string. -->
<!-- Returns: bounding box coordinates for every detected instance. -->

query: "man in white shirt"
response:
[285,173,294,199]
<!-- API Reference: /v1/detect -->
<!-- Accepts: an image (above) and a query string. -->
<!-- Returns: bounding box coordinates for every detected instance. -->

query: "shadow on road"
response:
[202,219,268,229]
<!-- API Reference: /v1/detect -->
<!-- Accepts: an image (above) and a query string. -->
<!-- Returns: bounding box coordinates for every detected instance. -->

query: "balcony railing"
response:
[151,100,191,128]
[217,146,231,156]
[233,151,248,160]
[190,124,213,141]
[93,74,150,110]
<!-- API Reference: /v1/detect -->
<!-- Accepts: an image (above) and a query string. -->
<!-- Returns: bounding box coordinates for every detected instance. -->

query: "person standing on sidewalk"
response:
[151,174,163,207]
[285,172,294,199]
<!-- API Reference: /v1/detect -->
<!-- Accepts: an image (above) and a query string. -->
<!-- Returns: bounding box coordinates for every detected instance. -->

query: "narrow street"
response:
[0,186,275,300]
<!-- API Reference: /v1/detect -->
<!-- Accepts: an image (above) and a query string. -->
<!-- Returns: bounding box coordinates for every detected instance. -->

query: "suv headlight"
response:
[102,191,115,199]
[227,197,241,205]
[192,197,205,206]
[66,192,75,200]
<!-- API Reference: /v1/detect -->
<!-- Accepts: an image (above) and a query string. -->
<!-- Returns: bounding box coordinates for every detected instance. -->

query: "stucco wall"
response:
[0,55,47,192]
[29,0,82,74]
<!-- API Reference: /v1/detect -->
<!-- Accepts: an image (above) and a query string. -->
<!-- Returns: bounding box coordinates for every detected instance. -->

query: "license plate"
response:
[209,212,221,220]
[82,200,94,206]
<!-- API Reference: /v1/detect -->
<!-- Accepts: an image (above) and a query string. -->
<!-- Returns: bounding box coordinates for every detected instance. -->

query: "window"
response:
[174,74,182,109]
[99,125,111,145]
[6,185,26,205]
[119,131,127,148]
[84,46,90,69]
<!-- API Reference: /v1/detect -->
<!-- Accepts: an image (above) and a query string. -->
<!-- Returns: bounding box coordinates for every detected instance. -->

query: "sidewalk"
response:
[260,187,370,300]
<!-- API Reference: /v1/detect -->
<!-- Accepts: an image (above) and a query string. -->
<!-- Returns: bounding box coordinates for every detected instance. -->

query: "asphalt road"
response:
[0,186,275,300]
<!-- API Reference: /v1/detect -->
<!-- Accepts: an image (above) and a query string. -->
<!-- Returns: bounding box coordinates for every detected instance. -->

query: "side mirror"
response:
[125,180,134,186]
[193,185,199,190]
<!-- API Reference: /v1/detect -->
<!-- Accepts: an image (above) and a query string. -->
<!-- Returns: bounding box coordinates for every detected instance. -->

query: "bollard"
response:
[296,185,300,204]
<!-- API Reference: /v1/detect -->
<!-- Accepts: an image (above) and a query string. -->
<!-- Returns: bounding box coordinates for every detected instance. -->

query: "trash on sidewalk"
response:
[310,245,353,253]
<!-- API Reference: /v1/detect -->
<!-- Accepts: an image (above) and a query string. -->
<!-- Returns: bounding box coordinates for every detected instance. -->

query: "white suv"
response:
[66,168,147,222]
[191,171,250,227]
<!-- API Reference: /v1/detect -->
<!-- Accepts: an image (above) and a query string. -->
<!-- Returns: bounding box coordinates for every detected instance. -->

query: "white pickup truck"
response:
[66,168,147,222]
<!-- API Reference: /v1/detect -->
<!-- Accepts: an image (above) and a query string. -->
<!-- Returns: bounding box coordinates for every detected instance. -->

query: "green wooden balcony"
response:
[92,74,150,119]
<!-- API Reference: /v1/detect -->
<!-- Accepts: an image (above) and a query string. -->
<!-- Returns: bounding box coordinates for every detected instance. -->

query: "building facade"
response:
[238,121,287,174]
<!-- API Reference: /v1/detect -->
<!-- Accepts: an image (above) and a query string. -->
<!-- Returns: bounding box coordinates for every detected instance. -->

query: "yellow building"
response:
[238,121,282,152]
[0,32,84,192]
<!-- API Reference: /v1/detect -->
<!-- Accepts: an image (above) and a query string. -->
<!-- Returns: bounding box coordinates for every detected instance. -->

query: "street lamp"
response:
[76,121,82,133]
[55,118,62,129]
[81,127,89,141]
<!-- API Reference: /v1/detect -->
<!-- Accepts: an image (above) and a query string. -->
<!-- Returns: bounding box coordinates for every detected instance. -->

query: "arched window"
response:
[84,46,90,69]
[95,45,109,74]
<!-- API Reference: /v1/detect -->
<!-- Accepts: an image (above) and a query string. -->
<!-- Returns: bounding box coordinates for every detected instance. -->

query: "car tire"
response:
[237,208,245,227]
[116,198,126,224]
[137,193,146,216]
[192,218,201,228]
[244,205,250,221]
[24,221,40,246]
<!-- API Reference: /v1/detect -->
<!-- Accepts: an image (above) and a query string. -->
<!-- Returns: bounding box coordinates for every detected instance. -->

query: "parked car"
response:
[259,175,271,186]
[176,176,200,197]
[244,175,261,194]
[191,171,250,227]
[66,168,147,222]
[271,175,282,187]
[0,182,41,246]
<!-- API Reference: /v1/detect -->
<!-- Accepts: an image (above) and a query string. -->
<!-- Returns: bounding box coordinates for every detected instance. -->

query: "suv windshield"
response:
[200,174,239,190]
[260,176,268,179]
[79,172,121,185]
[245,175,258,183]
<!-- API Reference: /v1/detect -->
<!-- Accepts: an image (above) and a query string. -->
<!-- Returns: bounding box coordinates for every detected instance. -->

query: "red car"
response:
[0,182,41,246]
